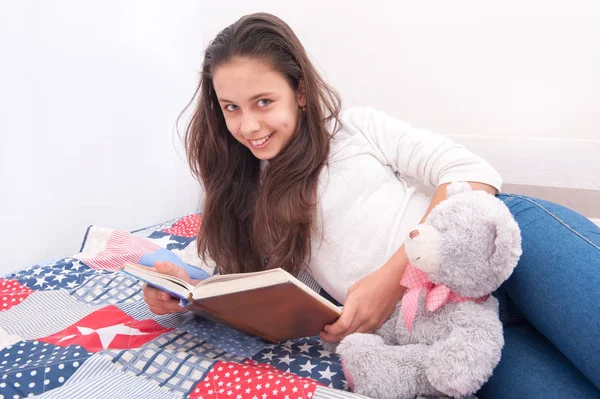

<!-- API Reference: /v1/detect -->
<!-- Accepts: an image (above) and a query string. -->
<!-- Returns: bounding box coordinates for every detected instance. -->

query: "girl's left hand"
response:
[320,262,405,342]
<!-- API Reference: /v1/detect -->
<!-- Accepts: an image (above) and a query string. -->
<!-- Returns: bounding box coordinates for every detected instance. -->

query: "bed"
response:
[0,214,374,399]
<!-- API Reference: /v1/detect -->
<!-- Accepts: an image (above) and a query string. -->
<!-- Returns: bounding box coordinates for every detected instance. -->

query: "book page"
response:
[195,268,288,287]
[122,263,195,292]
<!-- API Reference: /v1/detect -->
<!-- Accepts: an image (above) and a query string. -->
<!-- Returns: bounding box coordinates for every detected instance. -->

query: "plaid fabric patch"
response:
[148,330,245,363]
[104,346,215,395]
[71,273,142,306]
[179,318,270,359]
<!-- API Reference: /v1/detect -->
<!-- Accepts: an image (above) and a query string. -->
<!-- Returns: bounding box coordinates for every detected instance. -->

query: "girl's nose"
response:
[240,114,260,137]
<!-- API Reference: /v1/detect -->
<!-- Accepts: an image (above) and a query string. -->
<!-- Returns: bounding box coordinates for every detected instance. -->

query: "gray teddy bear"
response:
[335,182,522,399]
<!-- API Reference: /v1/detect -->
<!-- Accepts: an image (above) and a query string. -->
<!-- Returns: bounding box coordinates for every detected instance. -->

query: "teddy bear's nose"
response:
[409,229,420,239]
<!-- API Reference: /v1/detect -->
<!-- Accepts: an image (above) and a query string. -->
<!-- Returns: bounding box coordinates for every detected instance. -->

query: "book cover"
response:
[121,263,342,343]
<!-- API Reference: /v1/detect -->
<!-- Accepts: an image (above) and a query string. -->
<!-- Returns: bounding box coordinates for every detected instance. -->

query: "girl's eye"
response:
[225,104,238,112]
[257,99,271,107]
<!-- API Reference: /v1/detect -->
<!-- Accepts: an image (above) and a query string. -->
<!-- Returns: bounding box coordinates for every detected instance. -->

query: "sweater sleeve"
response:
[342,107,503,191]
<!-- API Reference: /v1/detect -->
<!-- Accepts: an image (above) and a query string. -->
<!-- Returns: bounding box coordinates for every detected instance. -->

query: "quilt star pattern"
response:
[0,214,372,399]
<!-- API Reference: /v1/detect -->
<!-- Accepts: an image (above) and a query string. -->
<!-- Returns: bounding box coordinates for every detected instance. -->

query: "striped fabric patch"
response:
[146,329,245,363]
[296,269,323,294]
[313,385,373,399]
[75,227,160,271]
[34,353,179,399]
[0,291,102,339]
[116,299,196,329]
[54,352,121,384]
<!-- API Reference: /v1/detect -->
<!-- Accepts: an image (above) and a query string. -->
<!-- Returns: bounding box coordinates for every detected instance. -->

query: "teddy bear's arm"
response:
[375,304,400,345]
[321,306,400,358]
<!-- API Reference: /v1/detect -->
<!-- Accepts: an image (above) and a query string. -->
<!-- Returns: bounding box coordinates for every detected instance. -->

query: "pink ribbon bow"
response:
[399,263,489,333]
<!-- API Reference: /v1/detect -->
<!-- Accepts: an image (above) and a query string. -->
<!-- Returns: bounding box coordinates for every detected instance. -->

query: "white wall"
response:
[0,1,203,274]
[200,0,600,190]
[2,1,599,275]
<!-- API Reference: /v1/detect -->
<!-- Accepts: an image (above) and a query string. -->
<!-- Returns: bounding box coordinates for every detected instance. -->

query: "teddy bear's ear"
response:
[446,182,472,197]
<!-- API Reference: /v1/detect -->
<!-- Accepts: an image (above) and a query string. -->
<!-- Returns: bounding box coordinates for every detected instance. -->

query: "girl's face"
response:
[212,57,306,160]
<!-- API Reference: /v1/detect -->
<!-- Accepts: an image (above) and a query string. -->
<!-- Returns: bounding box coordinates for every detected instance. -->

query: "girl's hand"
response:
[320,262,405,342]
[142,261,194,315]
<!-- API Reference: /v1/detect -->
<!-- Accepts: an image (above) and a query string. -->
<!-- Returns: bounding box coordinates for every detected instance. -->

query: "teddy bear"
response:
[335,182,522,399]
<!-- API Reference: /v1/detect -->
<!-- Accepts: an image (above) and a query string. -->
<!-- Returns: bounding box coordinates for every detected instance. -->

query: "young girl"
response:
[143,12,600,398]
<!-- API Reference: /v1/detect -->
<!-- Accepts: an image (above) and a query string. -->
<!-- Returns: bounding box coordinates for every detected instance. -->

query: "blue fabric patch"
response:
[252,337,347,390]
[138,248,210,281]
[179,317,270,359]
[5,258,104,291]
[146,231,195,251]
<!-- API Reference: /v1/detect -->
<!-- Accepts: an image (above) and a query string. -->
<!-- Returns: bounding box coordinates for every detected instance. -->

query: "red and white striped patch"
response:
[163,214,202,238]
[0,279,34,311]
[189,359,321,399]
[76,228,160,271]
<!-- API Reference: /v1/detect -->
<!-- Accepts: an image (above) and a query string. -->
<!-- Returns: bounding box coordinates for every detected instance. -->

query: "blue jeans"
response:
[478,194,600,398]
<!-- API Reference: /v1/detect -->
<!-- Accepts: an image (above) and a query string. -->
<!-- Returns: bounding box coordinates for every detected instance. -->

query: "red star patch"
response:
[1,279,34,311]
[38,305,171,352]
[163,214,202,238]
[189,359,321,399]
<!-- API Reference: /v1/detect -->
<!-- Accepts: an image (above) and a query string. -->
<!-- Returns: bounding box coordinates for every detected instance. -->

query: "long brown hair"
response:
[182,13,341,276]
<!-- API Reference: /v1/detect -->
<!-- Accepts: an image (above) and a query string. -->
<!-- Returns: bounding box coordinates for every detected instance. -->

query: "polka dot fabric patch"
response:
[0,279,33,312]
[0,340,93,397]
[162,214,202,238]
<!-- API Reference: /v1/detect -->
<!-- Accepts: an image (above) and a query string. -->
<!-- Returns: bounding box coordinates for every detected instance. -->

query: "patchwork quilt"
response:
[0,214,368,399]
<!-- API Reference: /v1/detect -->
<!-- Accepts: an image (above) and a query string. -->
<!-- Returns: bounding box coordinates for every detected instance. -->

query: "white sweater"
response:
[308,107,502,303]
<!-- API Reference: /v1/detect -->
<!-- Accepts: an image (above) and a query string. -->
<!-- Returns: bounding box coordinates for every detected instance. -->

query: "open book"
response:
[121,263,342,343]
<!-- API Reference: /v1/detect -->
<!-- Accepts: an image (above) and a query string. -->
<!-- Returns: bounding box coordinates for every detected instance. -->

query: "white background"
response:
[0,1,203,274]
[200,0,600,191]
[1,0,599,274]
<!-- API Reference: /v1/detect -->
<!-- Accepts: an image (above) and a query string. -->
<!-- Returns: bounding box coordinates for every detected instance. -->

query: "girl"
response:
[143,12,600,398]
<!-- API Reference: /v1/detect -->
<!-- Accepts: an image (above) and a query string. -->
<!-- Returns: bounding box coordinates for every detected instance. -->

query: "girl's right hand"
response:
[142,261,193,315]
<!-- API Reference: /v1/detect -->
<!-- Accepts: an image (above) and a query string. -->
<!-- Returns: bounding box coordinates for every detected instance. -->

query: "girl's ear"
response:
[297,79,307,108]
